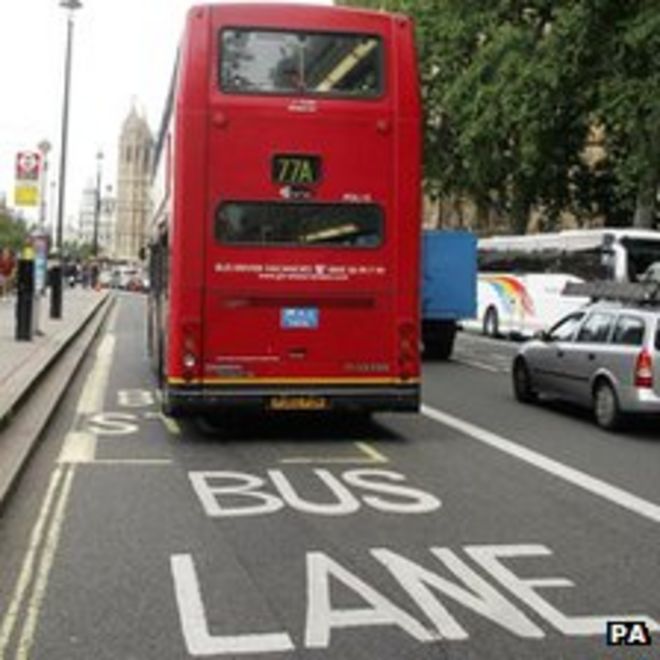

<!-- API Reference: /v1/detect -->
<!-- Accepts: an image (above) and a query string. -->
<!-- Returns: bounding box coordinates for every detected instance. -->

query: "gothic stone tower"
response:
[114,106,153,261]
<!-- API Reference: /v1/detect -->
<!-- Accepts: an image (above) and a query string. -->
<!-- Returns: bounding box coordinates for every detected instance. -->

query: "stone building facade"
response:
[114,107,153,261]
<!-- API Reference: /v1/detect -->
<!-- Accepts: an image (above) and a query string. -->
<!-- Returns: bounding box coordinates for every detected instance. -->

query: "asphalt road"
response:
[0,294,658,660]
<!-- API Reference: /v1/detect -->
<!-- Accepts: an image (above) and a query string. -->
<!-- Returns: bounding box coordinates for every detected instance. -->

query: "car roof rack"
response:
[563,280,660,306]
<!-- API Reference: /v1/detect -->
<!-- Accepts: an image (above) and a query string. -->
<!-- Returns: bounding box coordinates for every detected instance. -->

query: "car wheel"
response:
[593,380,622,431]
[513,358,537,403]
[483,307,499,338]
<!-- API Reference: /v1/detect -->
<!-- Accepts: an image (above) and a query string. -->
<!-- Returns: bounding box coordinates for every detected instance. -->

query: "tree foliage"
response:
[0,210,28,252]
[340,0,660,230]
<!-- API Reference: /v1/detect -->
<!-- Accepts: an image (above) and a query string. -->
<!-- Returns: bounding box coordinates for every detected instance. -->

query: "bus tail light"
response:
[398,321,418,380]
[634,349,653,389]
[182,329,200,380]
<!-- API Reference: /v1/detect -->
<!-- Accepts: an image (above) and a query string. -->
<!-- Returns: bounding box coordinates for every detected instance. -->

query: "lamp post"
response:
[92,149,103,257]
[51,0,82,320]
[37,140,51,231]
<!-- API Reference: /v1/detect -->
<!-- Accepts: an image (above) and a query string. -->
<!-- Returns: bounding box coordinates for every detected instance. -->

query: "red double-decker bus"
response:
[147,3,421,416]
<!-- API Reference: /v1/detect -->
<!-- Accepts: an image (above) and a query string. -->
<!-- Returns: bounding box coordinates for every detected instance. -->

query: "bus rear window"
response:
[216,202,383,247]
[220,29,382,97]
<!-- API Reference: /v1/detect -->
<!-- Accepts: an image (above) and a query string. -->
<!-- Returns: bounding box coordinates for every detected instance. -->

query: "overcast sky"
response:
[0,0,332,229]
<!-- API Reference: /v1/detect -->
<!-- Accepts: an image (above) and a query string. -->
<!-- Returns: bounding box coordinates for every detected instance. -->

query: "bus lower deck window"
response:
[215,202,383,247]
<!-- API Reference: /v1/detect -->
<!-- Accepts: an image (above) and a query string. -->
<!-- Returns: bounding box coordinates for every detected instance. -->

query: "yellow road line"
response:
[354,442,389,464]
[281,442,389,465]
[15,466,76,659]
[0,469,63,657]
[143,411,181,436]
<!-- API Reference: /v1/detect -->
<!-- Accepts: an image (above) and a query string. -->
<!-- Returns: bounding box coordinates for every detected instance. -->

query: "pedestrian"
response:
[0,247,16,298]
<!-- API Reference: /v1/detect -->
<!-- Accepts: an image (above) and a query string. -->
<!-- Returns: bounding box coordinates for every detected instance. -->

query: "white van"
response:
[463,272,588,338]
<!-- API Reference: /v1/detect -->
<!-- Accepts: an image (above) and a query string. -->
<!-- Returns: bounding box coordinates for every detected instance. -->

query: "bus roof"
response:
[190,3,407,24]
[479,228,660,253]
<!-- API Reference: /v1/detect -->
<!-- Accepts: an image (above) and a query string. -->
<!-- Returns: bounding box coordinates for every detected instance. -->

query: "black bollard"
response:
[50,263,63,319]
[15,258,35,341]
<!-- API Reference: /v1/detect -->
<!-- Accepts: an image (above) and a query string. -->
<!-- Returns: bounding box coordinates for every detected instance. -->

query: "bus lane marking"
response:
[280,441,388,465]
[421,404,660,525]
[171,544,659,656]
[171,463,659,654]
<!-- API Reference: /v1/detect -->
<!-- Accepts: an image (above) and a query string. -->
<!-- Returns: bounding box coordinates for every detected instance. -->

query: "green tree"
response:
[340,0,659,230]
[0,210,28,251]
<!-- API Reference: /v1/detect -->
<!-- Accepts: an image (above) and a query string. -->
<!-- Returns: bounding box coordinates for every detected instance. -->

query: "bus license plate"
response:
[268,396,328,411]
[281,307,319,329]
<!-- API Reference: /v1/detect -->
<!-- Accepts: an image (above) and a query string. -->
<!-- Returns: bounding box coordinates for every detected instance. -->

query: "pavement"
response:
[0,286,113,506]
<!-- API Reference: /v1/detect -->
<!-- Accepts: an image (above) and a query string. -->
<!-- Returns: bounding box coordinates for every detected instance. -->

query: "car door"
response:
[569,311,617,405]
[527,311,585,394]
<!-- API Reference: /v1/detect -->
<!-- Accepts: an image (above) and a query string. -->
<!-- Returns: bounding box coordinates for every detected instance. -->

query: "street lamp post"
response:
[37,140,51,231]
[92,150,103,256]
[51,0,82,320]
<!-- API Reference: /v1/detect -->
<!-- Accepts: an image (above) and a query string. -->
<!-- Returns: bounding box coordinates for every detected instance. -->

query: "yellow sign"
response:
[14,184,39,207]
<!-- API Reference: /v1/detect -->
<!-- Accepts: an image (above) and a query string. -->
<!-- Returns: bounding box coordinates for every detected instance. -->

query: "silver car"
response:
[512,300,660,429]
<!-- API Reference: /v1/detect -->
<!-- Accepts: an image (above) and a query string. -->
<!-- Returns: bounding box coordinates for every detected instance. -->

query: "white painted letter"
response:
[87,412,139,436]
[466,544,660,636]
[118,388,156,408]
[189,472,284,518]
[373,548,543,639]
[343,470,441,514]
[171,554,294,656]
[305,552,433,648]
[269,469,360,516]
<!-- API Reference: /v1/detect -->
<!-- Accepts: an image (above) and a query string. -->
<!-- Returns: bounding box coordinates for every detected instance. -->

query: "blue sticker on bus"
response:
[281,308,319,329]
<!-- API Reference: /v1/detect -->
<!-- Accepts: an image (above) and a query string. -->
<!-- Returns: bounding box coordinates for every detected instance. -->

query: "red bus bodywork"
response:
[149,3,422,414]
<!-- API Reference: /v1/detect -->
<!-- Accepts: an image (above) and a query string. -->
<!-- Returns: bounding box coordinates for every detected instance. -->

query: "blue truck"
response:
[421,230,477,359]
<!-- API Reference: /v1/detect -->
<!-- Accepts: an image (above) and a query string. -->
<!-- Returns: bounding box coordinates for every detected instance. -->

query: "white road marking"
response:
[171,554,295,655]
[453,358,501,373]
[91,459,172,465]
[0,469,63,656]
[422,404,660,525]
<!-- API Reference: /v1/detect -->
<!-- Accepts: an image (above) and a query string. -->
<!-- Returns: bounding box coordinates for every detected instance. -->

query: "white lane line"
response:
[421,404,660,525]
[91,459,172,465]
[453,358,501,373]
[0,469,63,656]
[14,466,76,659]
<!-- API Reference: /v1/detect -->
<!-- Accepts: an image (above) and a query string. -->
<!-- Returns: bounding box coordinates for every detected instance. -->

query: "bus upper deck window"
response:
[220,29,383,98]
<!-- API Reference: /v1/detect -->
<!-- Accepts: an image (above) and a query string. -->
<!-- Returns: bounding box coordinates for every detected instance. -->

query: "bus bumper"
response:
[162,383,420,415]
